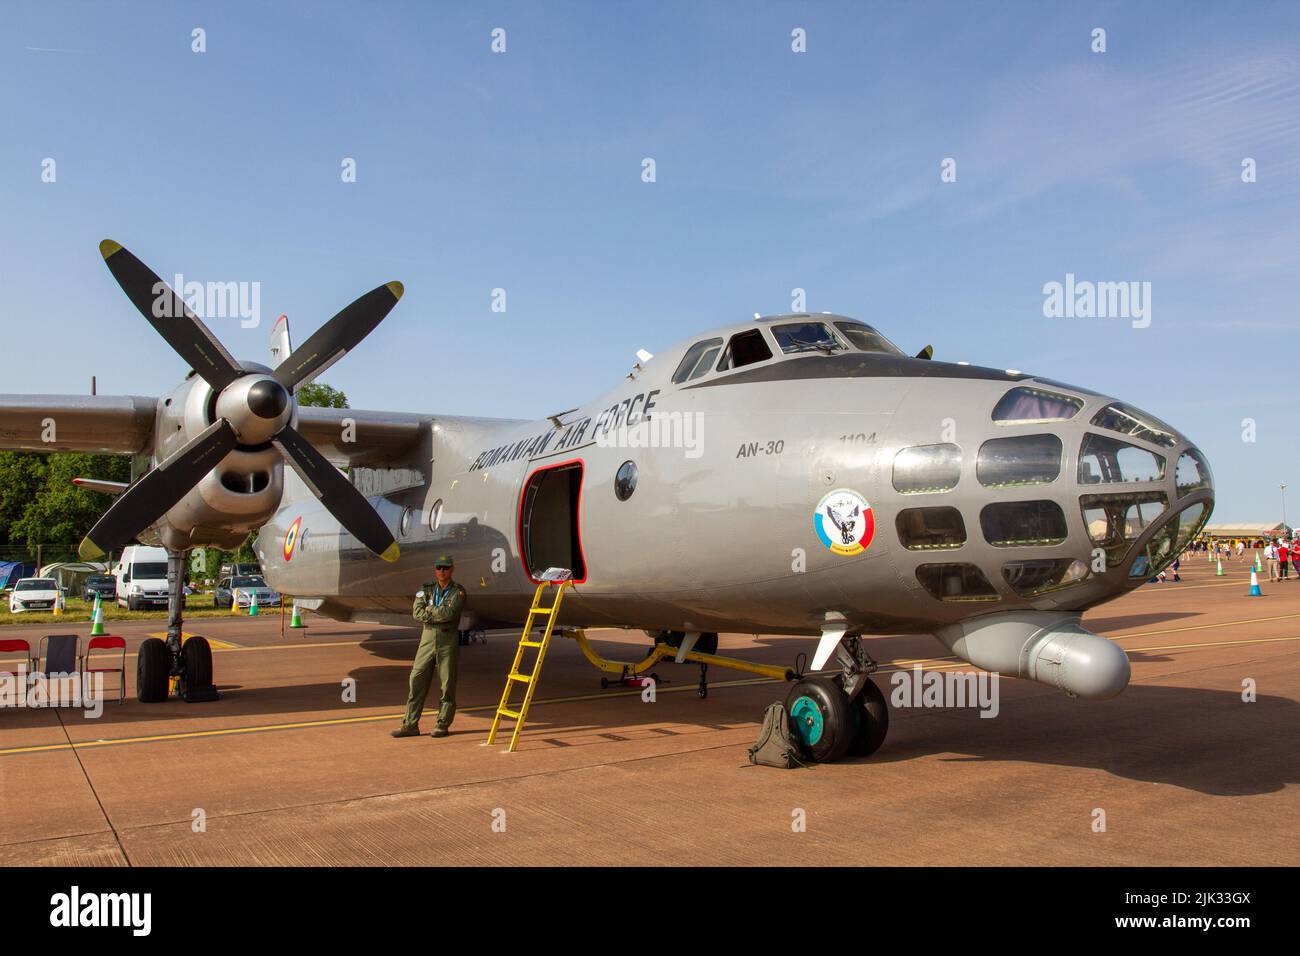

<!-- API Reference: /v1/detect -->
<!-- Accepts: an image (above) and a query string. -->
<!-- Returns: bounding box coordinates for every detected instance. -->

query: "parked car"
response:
[82,574,117,602]
[214,575,281,609]
[9,577,61,613]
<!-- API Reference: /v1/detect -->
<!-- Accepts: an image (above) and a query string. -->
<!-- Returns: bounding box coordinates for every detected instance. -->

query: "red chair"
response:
[81,635,127,704]
[0,638,34,676]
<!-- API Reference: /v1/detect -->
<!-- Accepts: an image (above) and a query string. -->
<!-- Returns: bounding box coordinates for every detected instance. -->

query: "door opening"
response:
[519,460,587,582]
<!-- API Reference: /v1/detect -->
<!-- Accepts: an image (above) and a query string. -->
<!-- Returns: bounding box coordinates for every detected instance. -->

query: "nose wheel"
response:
[785,677,854,762]
[785,633,890,763]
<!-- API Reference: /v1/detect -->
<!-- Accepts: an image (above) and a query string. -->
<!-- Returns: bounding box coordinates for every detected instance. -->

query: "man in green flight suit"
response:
[391,554,467,739]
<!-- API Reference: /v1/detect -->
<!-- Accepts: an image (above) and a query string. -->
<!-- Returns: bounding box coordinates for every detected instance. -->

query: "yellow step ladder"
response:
[487,571,573,752]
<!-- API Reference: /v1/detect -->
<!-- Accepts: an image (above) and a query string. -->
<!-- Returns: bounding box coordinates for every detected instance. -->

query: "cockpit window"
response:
[717,329,774,371]
[893,443,962,494]
[832,321,904,356]
[992,386,1083,423]
[1081,491,1168,567]
[976,434,1062,487]
[915,563,999,602]
[980,500,1069,547]
[1091,402,1180,448]
[770,322,846,355]
[671,338,724,384]
[1078,433,1165,484]
[1130,503,1209,579]
[1175,448,1213,498]
[896,507,966,550]
[1002,558,1090,597]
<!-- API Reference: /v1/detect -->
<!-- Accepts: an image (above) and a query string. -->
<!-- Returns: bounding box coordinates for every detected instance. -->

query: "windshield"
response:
[88,576,114,585]
[15,579,56,591]
[833,321,904,356]
[671,338,724,384]
[770,322,846,355]
[232,576,267,588]
[131,562,168,579]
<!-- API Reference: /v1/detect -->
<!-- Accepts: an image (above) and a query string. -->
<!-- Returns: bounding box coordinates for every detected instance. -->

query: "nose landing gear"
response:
[785,633,890,763]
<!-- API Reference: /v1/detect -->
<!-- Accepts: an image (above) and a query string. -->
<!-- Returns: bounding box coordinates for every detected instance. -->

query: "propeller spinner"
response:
[79,241,403,564]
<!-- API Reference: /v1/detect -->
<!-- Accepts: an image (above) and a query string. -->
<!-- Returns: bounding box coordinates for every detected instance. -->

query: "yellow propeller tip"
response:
[385,280,404,300]
[79,539,105,561]
[99,239,123,259]
[380,542,401,563]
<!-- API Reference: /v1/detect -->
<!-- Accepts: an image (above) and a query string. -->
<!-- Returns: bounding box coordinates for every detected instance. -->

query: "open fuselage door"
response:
[519,460,586,582]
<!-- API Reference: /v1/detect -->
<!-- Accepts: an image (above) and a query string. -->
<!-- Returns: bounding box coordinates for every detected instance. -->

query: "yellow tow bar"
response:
[566,629,795,692]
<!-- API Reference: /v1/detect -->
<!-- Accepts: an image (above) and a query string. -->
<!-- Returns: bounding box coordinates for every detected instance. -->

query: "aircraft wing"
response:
[293,406,429,467]
[0,394,428,466]
[0,394,156,454]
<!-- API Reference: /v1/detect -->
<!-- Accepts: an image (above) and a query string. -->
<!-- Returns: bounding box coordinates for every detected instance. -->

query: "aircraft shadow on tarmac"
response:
[853,683,1299,797]
[1081,610,1202,633]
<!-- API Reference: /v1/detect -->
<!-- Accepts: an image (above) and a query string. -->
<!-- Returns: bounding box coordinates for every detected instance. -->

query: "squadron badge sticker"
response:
[814,488,875,556]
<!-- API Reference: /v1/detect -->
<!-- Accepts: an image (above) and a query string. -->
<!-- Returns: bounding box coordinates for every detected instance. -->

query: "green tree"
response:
[0,451,130,559]
[296,382,349,408]
[0,452,44,552]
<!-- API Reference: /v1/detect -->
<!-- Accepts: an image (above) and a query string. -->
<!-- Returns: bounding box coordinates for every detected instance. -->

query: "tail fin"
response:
[270,314,293,367]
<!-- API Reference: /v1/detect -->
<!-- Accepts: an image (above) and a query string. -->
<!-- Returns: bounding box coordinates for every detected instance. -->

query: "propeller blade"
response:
[273,425,400,562]
[78,419,238,560]
[273,281,403,391]
[99,240,244,392]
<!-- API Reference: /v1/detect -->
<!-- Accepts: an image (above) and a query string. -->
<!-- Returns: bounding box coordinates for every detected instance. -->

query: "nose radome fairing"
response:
[870,374,1213,622]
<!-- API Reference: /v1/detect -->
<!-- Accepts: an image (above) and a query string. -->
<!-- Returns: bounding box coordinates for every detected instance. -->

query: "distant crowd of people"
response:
[1187,536,1299,582]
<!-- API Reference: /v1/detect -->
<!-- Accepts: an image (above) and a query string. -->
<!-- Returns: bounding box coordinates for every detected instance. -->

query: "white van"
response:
[115,545,171,610]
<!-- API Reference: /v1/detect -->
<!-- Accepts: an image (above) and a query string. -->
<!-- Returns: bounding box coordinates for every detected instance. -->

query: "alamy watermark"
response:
[1042,273,1151,329]
[152,274,261,328]
[1,668,105,718]
[595,410,704,458]
[890,664,1000,718]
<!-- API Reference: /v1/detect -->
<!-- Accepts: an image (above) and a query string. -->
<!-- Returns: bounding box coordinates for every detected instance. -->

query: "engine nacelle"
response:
[934,610,1131,700]
[149,365,289,551]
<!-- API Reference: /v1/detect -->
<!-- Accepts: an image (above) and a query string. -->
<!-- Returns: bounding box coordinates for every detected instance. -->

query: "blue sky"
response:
[2,1,1298,522]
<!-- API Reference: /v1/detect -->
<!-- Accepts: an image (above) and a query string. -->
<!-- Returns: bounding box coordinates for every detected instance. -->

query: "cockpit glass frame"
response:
[671,337,724,384]
[1002,558,1090,598]
[1090,402,1180,448]
[716,328,774,372]
[769,322,847,356]
[1175,448,1213,498]
[892,443,962,495]
[991,386,1084,424]
[976,434,1063,488]
[1077,433,1166,485]
[1080,490,1169,567]
[832,321,904,356]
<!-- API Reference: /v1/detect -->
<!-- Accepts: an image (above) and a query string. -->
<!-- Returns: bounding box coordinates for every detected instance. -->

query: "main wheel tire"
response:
[136,638,170,703]
[181,636,213,688]
[784,677,853,763]
[846,678,890,757]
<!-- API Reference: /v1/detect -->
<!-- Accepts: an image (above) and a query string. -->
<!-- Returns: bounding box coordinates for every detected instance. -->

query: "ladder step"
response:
[509,673,532,683]
[498,707,522,720]
[530,606,556,615]
[520,640,543,648]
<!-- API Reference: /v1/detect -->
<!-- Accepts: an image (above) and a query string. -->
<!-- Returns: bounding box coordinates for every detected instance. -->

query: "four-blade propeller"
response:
[79,241,404,564]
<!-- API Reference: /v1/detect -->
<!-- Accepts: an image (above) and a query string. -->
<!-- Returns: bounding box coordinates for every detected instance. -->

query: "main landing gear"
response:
[136,549,219,703]
[785,634,890,763]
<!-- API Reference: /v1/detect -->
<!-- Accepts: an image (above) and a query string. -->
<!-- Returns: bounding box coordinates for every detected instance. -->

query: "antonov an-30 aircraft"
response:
[0,242,1215,761]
